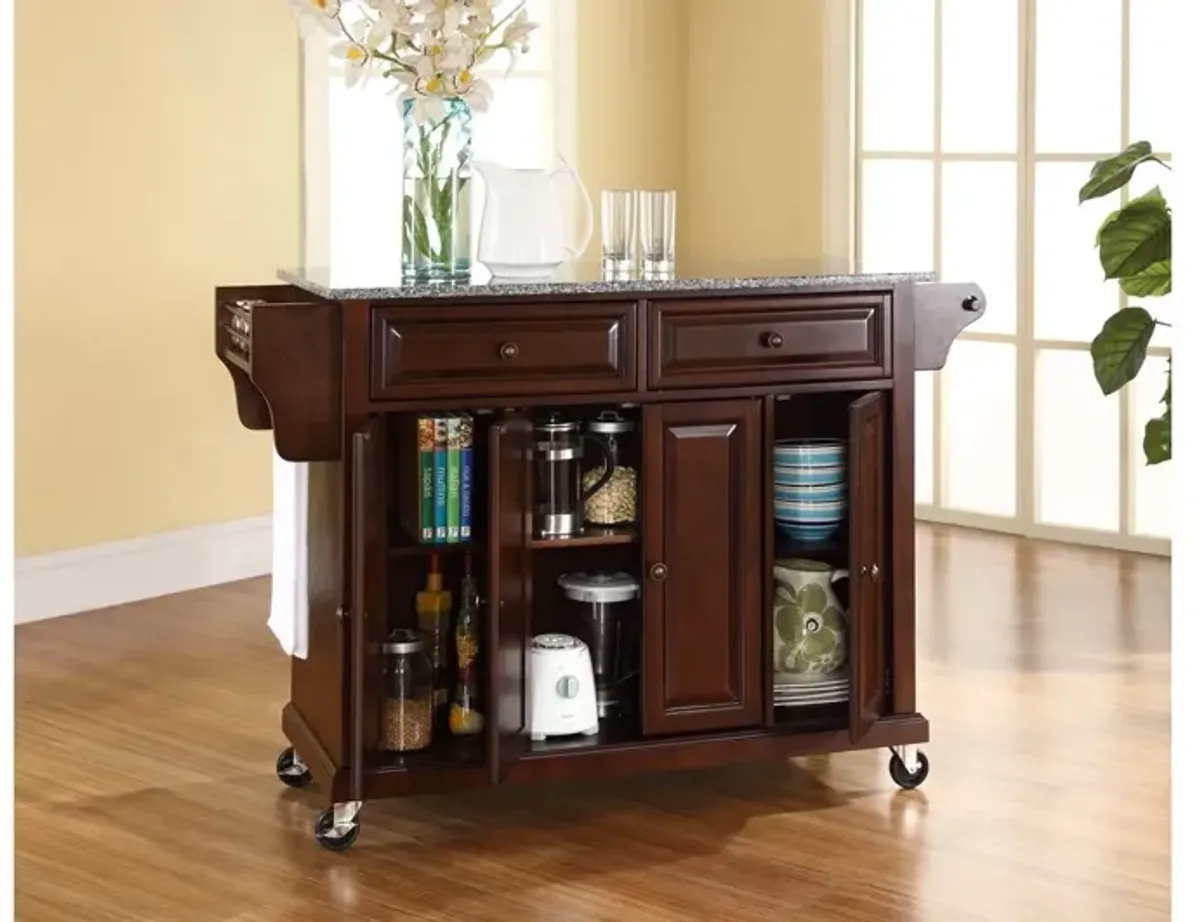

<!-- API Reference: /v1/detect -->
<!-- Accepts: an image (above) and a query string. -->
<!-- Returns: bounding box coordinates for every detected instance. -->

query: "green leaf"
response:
[774,580,799,606]
[1119,259,1171,297]
[1078,141,1160,202]
[1097,188,1171,280]
[1090,307,1156,396]
[1143,359,1171,465]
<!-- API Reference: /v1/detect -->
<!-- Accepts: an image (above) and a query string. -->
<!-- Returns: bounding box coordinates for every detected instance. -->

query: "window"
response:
[855,0,1171,552]
[302,0,574,273]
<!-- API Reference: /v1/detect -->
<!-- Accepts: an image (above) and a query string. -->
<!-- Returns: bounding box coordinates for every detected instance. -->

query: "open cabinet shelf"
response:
[530,526,639,550]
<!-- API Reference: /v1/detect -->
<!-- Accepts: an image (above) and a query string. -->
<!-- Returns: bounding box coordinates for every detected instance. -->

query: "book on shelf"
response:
[446,416,462,543]
[433,417,448,542]
[417,416,435,542]
[459,413,474,541]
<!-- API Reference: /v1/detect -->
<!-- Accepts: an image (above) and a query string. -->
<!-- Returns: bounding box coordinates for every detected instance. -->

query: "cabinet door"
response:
[848,392,888,743]
[642,400,763,736]
[350,417,387,801]
[487,412,533,783]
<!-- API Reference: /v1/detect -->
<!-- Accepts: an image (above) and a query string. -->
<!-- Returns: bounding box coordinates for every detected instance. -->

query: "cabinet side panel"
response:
[890,285,917,713]
[290,459,347,765]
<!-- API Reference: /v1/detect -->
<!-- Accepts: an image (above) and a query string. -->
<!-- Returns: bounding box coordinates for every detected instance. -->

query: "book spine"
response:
[446,416,461,543]
[433,416,448,543]
[417,416,435,543]
[459,414,474,540]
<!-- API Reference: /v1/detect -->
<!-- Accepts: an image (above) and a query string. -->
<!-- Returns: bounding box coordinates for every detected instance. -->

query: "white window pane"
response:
[1033,162,1119,341]
[861,0,934,152]
[1035,0,1122,153]
[1035,349,1120,531]
[942,342,1016,516]
[915,371,935,505]
[941,0,1018,153]
[472,76,550,168]
[1128,163,1174,347]
[328,77,404,273]
[861,160,934,273]
[942,162,1018,335]
[1132,355,1171,537]
[1130,0,1175,154]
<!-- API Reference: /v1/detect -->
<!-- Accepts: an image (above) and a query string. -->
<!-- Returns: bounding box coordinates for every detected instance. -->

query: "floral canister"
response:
[772,558,850,677]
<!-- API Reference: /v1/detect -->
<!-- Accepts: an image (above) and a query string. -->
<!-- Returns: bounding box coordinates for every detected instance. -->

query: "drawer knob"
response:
[764,331,784,349]
[499,342,519,360]
[649,562,668,581]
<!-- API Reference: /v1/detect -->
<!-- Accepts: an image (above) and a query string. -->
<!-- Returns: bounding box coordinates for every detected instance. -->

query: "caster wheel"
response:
[314,808,360,852]
[889,750,930,790]
[275,747,312,789]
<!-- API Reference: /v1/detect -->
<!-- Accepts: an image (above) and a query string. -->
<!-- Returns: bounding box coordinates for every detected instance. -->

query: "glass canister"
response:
[381,628,434,753]
[584,411,638,527]
[534,413,614,538]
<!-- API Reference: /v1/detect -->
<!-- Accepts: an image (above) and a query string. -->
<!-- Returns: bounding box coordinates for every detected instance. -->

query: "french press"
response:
[534,413,615,538]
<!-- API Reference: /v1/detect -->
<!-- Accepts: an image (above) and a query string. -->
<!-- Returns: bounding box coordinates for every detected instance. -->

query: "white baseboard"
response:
[14,515,273,624]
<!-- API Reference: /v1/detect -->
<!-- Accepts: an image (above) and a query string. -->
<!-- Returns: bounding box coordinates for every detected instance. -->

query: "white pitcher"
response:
[772,558,851,677]
[475,154,594,279]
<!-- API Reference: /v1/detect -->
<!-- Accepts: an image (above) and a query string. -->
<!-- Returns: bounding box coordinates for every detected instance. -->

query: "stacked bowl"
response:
[773,439,847,546]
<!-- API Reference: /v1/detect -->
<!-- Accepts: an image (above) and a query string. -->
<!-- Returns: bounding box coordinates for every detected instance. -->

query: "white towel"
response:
[268,450,310,659]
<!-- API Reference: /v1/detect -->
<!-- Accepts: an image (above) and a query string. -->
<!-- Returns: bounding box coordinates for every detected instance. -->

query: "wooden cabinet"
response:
[641,400,763,735]
[214,273,987,849]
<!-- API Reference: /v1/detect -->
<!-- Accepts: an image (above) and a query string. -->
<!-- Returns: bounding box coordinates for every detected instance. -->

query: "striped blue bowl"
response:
[775,482,846,503]
[774,439,847,466]
[779,521,840,544]
[774,498,847,524]
[774,465,845,487]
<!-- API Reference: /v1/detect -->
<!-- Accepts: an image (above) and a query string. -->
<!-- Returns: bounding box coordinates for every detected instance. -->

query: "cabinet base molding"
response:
[15,515,272,624]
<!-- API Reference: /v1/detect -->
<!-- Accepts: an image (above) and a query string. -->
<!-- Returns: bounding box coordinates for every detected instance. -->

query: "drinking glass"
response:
[601,190,637,275]
[638,190,677,276]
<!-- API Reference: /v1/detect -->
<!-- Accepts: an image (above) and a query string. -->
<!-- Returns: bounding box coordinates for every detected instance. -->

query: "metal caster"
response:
[314,801,362,852]
[888,746,930,790]
[275,747,312,789]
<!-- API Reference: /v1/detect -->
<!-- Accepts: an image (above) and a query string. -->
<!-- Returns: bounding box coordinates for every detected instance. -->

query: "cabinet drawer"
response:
[648,295,890,389]
[371,302,638,400]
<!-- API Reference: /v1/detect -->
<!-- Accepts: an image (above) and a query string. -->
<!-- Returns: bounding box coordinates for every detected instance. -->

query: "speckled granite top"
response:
[278,259,935,301]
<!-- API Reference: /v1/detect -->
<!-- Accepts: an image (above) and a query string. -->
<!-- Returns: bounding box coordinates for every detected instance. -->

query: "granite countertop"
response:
[278,259,935,301]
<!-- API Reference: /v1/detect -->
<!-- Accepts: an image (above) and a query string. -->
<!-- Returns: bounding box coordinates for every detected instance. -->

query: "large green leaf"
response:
[1090,307,1156,396]
[1119,259,1172,297]
[1143,359,1171,465]
[1097,188,1171,280]
[1078,141,1161,202]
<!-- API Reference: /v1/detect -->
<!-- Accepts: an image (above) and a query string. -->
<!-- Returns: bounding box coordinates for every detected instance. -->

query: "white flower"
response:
[330,25,373,87]
[501,8,537,73]
[289,0,342,36]
[457,72,494,113]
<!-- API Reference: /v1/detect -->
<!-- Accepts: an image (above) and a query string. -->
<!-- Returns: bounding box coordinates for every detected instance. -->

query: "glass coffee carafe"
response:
[534,414,615,538]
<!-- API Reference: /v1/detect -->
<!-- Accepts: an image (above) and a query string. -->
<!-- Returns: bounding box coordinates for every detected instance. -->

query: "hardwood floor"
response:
[14,525,1170,921]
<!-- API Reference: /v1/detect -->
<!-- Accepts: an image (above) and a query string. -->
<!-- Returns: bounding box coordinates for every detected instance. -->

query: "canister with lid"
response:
[381,628,434,752]
[583,411,638,527]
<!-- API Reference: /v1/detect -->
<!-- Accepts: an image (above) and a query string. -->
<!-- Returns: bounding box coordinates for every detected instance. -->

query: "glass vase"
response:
[401,98,473,281]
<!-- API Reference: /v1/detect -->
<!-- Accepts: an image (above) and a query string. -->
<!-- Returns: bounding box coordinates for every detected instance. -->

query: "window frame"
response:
[300,0,578,269]
[828,0,1170,555]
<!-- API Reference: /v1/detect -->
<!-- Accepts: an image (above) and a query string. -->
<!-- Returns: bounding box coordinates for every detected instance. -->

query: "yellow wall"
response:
[680,0,828,264]
[575,0,686,263]
[15,0,300,555]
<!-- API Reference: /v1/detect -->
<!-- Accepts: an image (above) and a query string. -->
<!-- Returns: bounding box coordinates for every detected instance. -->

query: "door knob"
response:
[861,563,881,580]
[649,563,668,581]
[499,342,519,360]
[763,331,784,349]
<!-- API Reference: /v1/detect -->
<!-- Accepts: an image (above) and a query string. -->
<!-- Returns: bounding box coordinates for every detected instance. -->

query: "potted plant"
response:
[291,0,539,280]
[1078,141,1172,464]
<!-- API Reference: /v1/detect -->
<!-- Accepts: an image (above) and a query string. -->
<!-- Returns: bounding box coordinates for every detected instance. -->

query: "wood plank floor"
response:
[15,525,1170,921]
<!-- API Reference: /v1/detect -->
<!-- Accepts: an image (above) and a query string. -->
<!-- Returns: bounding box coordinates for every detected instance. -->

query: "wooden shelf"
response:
[531,526,639,550]
[371,733,485,772]
[389,540,482,558]
[525,715,644,756]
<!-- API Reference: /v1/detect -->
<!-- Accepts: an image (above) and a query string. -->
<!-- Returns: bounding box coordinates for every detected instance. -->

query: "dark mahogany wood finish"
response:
[211,275,964,823]
[641,400,763,735]
[371,302,638,401]
[647,294,890,390]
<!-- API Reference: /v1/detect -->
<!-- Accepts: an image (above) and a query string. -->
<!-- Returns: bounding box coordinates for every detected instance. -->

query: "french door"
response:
[855,0,1171,553]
